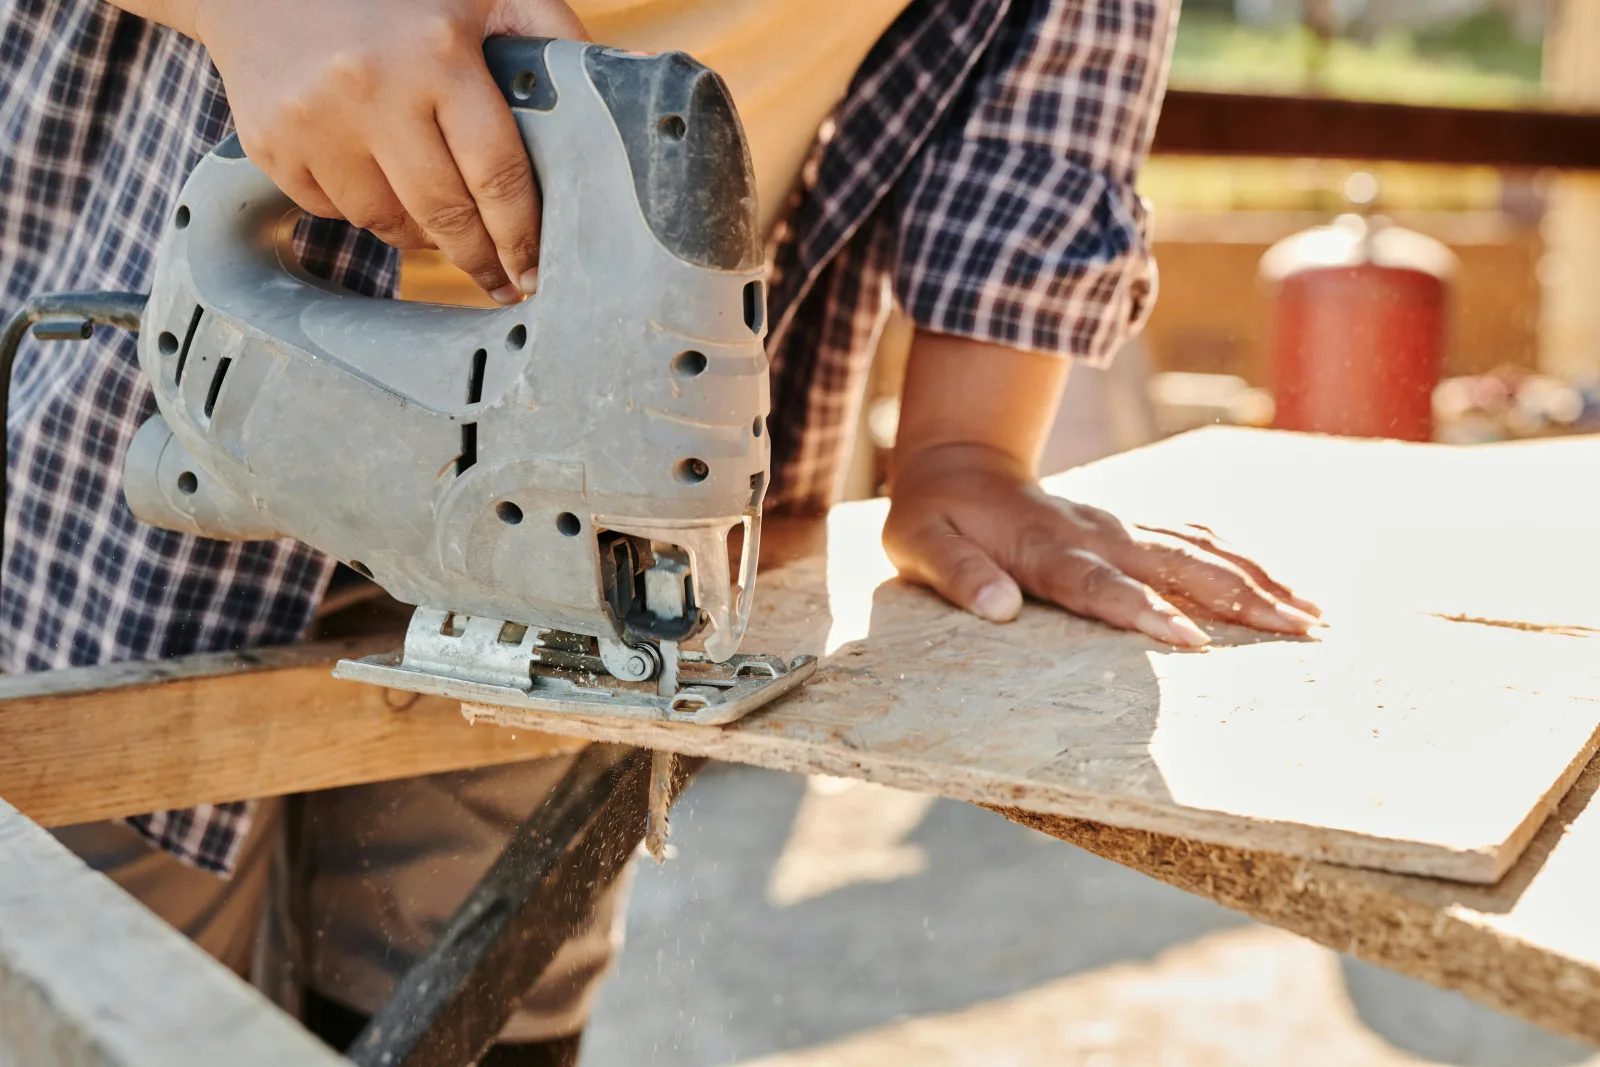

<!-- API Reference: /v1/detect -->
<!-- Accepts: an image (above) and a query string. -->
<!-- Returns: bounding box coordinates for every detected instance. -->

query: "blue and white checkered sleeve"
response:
[893,0,1178,364]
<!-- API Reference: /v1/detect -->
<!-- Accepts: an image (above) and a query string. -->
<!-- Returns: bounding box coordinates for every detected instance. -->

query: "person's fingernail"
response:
[518,268,539,295]
[1279,603,1322,630]
[1142,610,1210,647]
[1290,594,1324,618]
[1249,601,1319,633]
[490,284,523,306]
[973,580,1022,623]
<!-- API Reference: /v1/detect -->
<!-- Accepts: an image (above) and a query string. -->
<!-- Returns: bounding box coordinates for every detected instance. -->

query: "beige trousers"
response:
[53,755,626,1044]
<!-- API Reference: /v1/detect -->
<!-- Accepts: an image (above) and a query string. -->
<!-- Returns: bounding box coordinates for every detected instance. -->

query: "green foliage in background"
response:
[1148,8,1547,214]
[1170,9,1544,107]
[1413,10,1543,81]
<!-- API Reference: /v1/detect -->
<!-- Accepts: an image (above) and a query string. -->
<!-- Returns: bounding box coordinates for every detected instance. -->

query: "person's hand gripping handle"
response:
[121,0,589,303]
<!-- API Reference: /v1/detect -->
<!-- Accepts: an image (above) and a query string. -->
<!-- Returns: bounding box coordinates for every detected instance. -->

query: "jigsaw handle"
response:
[136,34,767,472]
[129,37,772,661]
[190,36,761,301]
[483,38,762,274]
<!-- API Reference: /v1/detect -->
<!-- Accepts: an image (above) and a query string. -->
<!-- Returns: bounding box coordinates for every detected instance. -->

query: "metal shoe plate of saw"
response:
[336,609,816,725]
[114,37,815,725]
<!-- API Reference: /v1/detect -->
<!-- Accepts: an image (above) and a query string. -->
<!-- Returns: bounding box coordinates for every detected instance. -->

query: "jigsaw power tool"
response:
[1,37,815,725]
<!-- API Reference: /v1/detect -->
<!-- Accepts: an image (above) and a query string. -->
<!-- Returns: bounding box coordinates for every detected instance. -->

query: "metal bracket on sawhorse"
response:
[343,744,700,1067]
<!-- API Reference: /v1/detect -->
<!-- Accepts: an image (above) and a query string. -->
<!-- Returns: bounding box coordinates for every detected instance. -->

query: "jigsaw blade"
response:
[645,750,676,863]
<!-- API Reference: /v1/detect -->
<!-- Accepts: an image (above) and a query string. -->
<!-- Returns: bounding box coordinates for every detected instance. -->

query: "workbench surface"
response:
[1018,430,1600,1042]
[475,430,1600,880]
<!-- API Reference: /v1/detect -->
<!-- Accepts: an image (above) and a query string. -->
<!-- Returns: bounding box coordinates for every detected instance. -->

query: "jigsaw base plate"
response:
[334,650,817,726]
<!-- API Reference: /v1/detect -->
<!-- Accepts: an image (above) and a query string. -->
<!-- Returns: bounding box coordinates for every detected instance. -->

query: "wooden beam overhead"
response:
[1153,90,1600,170]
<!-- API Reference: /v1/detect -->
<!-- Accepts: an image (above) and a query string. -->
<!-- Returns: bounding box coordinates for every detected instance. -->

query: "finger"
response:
[309,154,433,249]
[1138,524,1322,617]
[437,67,542,294]
[372,123,519,302]
[274,165,344,220]
[1115,535,1317,635]
[890,516,1023,623]
[1021,546,1209,647]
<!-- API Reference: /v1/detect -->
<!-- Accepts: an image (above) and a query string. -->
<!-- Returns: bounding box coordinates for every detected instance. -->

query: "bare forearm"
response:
[892,329,1069,483]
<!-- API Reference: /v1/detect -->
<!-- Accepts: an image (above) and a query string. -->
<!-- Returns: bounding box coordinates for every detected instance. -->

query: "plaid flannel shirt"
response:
[0,0,1174,873]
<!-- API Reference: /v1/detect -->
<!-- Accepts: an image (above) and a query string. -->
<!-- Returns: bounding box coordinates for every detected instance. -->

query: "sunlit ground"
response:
[581,764,1596,1067]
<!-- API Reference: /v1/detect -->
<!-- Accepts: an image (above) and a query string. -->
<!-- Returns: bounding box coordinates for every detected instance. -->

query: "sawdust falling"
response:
[765,775,934,907]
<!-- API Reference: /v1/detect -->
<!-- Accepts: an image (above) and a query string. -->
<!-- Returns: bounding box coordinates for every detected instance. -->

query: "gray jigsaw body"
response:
[119,38,814,722]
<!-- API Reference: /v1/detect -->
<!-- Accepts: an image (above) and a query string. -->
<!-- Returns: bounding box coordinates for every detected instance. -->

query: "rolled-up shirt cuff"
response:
[893,137,1155,366]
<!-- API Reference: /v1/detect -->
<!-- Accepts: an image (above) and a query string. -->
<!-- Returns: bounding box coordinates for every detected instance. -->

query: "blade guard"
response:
[124,39,771,661]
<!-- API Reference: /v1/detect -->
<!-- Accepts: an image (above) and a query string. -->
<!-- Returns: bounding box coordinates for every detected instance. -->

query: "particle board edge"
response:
[463,701,1509,883]
[996,803,1600,1046]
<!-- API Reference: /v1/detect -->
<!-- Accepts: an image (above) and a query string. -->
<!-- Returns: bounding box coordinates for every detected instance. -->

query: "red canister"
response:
[1262,216,1456,441]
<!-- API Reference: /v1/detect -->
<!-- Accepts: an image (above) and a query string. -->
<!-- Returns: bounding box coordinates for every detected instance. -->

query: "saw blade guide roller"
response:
[4,38,814,723]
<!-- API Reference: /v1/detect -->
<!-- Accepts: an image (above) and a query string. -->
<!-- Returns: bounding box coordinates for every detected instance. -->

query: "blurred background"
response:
[854,0,1600,487]
[404,3,1600,1062]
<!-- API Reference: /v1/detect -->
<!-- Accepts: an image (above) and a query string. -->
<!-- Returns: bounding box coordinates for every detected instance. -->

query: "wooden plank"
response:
[0,635,583,828]
[1153,90,1600,170]
[0,797,344,1066]
[996,742,1600,1046]
[468,430,1600,884]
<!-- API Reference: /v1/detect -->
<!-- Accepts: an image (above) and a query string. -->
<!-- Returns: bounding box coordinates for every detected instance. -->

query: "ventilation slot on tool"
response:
[174,305,204,385]
[468,348,487,404]
[203,357,231,419]
[458,347,488,476]
[743,281,764,334]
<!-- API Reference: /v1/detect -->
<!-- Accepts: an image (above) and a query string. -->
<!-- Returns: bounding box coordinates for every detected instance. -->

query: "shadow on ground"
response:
[580,764,1595,1067]
[1341,957,1591,1067]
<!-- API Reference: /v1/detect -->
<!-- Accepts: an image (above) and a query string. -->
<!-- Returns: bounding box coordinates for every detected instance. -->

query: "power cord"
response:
[0,291,148,598]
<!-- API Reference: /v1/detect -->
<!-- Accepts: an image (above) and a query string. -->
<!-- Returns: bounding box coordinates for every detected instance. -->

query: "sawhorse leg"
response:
[345,744,699,1067]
